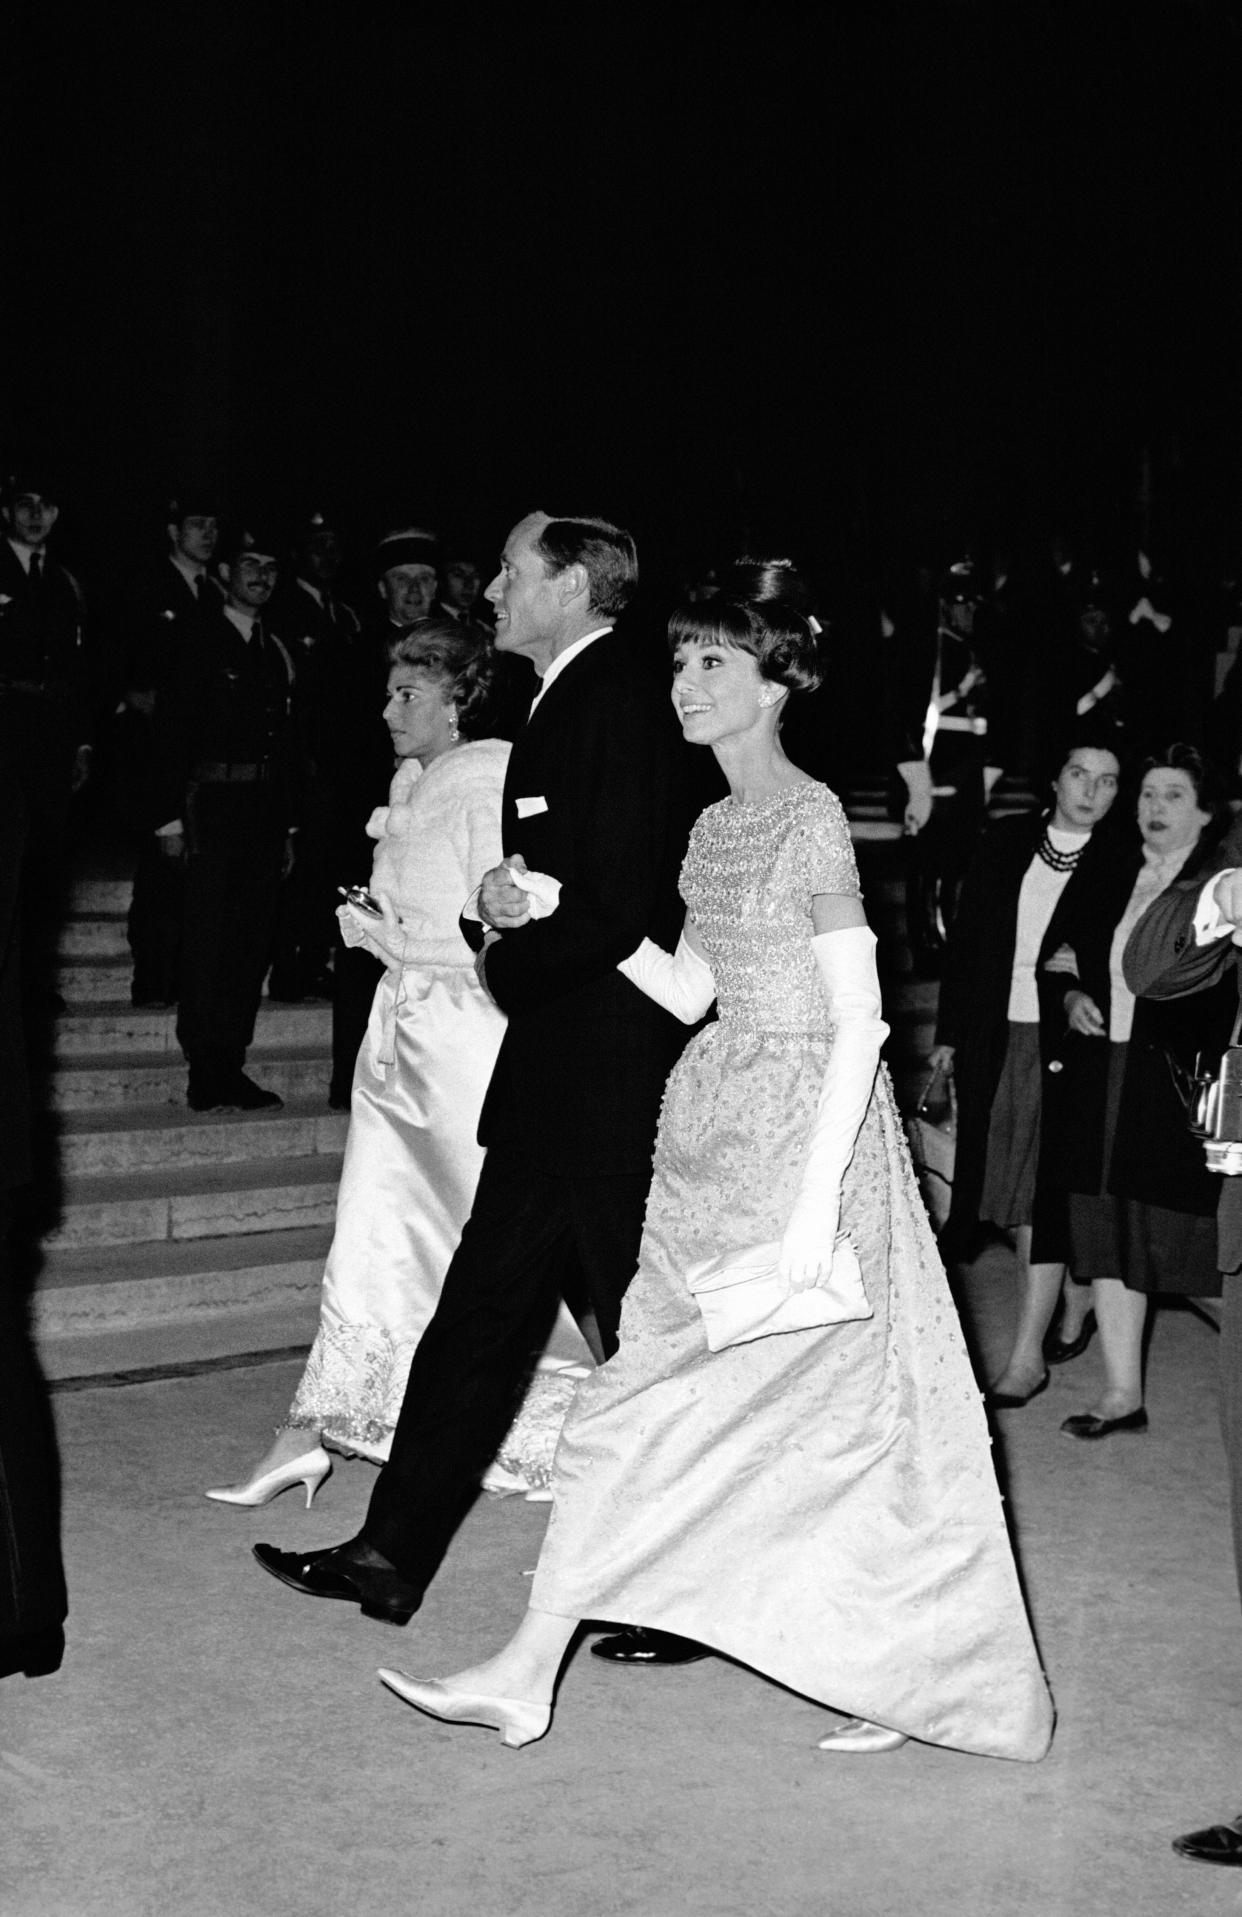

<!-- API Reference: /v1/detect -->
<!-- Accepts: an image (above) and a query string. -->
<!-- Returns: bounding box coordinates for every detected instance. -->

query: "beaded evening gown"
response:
[286,743,591,1484]
[533,782,1053,1760]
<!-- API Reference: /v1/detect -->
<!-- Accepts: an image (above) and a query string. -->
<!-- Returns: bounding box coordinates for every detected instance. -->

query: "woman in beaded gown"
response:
[206,621,590,1510]
[378,568,1054,1760]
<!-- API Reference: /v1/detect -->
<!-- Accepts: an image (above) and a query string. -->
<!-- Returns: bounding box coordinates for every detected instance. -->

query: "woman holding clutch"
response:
[376,563,1053,1761]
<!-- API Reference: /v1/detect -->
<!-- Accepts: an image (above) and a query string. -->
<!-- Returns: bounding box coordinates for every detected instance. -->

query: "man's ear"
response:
[44,503,60,533]
[557,562,588,608]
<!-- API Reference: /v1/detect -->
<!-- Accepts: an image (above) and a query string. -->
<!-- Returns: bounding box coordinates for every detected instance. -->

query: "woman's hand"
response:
[778,1212,839,1292]
[1065,989,1106,1038]
[926,1043,955,1077]
[337,888,406,973]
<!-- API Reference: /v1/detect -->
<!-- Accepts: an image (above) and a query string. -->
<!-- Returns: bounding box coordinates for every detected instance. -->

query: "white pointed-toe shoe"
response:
[378,1669,551,1748]
[204,1445,332,1509]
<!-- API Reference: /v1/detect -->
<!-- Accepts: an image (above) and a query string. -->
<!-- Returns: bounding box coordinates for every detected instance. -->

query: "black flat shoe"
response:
[1044,1309,1097,1366]
[253,1537,421,1624]
[986,1371,1050,1410]
[1173,1815,1242,1864]
[589,1626,710,1665]
[1060,1406,1148,1440]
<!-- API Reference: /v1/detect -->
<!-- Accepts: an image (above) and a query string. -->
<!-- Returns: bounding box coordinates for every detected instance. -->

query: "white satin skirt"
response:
[288,962,592,1467]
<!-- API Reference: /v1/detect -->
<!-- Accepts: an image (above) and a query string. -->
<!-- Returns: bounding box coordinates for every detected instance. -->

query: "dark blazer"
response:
[1124,814,1242,1267]
[1040,829,1237,1213]
[936,811,1112,1236]
[477,632,690,1177]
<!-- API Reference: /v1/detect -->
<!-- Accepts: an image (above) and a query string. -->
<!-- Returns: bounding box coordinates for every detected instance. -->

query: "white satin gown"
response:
[286,743,592,1488]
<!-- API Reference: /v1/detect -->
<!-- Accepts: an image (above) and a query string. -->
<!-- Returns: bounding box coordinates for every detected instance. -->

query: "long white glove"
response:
[617,933,716,1024]
[337,889,406,975]
[779,925,888,1288]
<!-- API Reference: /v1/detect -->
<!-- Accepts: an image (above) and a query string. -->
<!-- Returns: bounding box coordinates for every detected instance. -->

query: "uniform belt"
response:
[934,714,988,734]
[191,760,273,783]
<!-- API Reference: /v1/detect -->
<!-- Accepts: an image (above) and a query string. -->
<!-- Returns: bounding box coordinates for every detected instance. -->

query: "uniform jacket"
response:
[0,539,89,744]
[151,601,300,832]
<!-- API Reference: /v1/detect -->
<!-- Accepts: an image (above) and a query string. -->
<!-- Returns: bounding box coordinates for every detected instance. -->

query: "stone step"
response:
[45,1047,331,1112]
[51,998,331,1058]
[55,955,136,1003]
[57,915,132,960]
[68,877,132,915]
[45,1099,348,1177]
[33,1224,332,1346]
[41,1154,344,1250]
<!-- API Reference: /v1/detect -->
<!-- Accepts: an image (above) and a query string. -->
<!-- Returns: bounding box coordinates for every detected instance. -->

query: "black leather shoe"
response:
[1172,1815,1242,1864]
[252,1537,421,1624]
[1044,1309,1097,1366]
[589,1626,710,1664]
[228,1073,283,1111]
[986,1371,1049,1410]
[1060,1406,1148,1439]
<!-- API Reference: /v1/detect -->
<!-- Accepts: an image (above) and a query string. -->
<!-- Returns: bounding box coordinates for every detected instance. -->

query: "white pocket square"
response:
[515,796,548,819]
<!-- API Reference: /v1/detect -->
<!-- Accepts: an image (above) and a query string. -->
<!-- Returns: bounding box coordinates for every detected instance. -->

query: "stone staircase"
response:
[32,869,347,1382]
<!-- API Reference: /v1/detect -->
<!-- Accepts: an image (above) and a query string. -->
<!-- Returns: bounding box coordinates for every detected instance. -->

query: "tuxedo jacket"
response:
[476,632,690,1178]
[1123,813,1242,1270]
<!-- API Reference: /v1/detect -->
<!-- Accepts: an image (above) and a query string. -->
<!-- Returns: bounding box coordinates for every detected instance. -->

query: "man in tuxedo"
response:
[1123,824,1242,1864]
[255,510,690,1624]
[152,524,299,1112]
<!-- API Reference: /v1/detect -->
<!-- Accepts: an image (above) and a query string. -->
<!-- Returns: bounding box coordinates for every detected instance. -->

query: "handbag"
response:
[685,1235,871,1352]
[904,1062,957,1233]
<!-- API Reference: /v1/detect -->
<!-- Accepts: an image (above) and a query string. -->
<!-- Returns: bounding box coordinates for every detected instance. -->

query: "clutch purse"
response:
[685,1236,871,1352]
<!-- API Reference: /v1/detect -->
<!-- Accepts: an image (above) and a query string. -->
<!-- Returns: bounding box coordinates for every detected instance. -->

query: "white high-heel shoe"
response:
[815,1716,909,1754]
[377,1669,551,1749]
[204,1445,332,1509]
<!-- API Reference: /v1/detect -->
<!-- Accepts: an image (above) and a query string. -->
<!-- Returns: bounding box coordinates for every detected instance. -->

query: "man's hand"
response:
[157,828,186,862]
[896,759,933,836]
[479,854,533,931]
[282,832,297,881]
[1214,870,1242,941]
[1065,989,1106,1038]
[926,1042,955,1077]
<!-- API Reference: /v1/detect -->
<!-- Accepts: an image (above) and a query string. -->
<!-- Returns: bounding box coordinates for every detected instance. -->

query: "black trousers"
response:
[176,783,285,1077]
[363,1147,650,1593]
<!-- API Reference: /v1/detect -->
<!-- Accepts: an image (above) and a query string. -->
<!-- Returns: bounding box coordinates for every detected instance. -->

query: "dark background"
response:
[3,1,1241,737]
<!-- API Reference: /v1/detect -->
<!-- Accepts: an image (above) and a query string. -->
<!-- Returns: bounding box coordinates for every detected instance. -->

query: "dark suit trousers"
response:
[362,1147,649,1593]
[176,784,285,1074]
[1221,1263,1242,1608]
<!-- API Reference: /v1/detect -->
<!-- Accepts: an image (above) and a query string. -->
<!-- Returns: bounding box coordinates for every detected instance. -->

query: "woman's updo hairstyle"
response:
[668,555,824,695]
[387,616,498,739]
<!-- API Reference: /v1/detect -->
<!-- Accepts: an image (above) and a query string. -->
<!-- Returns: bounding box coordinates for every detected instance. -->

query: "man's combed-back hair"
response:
[531,515,639,620]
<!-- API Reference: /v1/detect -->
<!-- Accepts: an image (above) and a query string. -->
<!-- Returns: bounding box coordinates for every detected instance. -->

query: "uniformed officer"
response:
[267,511,362,1002]
[123,494,224,1006]
[0,469,90,1013]
[892,558,1010,975]
[152,523,299,1111]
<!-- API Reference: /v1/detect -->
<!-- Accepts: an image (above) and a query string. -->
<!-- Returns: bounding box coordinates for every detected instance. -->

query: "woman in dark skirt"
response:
[1038,743,1235,1438]
[930,733,1122,1404]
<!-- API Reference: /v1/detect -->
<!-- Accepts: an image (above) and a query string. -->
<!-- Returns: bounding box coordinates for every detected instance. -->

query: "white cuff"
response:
[1195,870,1241,946]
